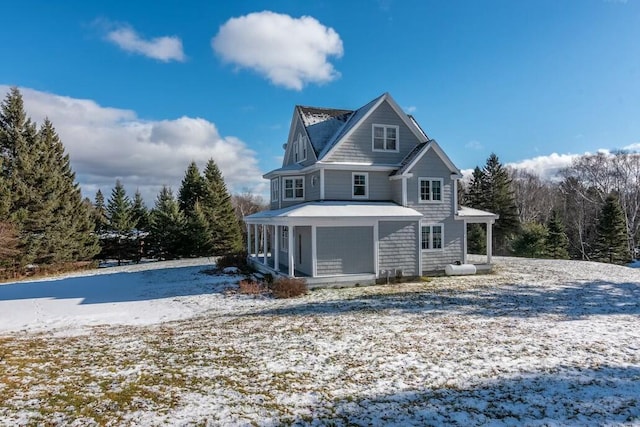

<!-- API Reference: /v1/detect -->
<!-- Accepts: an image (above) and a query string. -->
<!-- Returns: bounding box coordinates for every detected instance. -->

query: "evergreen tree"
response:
[183,201,215,257]
[545,209,569,259]
[131,190,149,231]
[149,186,186,259]
[465,166,486,208]
[93,189,108,233]
[202,159,243,255]
[106,180,136,234]
[511,222,547,258]
[467,223,486,255]
[481,154,520,254]
[594,194,629,264]
[104,180,137,264]
[178,161,206,213]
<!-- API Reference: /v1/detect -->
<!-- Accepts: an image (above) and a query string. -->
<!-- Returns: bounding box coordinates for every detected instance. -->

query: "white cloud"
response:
[212,11,344,90]
[105,24,186,62]
[1,86,265,203]
[506,153,579,180]
[465,140,483,150]
[405,106,417,114]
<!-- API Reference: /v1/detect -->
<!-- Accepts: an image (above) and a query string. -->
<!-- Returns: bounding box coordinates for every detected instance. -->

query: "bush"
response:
[238,279,267,295]
[216,251,249,272]
[271,277,308,299]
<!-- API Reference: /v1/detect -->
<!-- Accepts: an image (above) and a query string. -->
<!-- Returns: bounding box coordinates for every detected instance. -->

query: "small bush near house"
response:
[216,251,249,272]
[271,277,308,299]
[238,279,268,295]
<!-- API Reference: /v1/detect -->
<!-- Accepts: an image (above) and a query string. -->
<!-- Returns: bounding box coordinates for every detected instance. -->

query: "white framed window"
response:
[281,226,289,252]
[283,176,304,200]
[418,178,443,203]
[421,224,443,251]
[294,134,307,163]
[271,178,279,202]
[352,172,368,198]
[372,124,399,152]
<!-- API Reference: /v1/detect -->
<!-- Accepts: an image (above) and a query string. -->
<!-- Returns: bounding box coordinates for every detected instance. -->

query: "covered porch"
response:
[244,201,423,287]
[455,206,500,270]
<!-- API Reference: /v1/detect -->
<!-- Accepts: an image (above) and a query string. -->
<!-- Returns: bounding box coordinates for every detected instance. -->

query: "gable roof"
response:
[392,140,461,177]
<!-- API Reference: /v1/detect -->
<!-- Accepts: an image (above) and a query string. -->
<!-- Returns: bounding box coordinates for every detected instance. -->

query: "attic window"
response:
[372,125,399,152]
[294,134,307,163]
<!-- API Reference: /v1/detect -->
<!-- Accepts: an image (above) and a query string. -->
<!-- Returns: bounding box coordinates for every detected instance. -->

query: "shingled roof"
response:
[297,106,353,156]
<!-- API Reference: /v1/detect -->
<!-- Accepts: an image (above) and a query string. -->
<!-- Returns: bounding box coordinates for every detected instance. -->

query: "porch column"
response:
[373,222,379,278]
[486,221,493,264]
[254,224,259,260]
[288,225,294,277]
[262,225,268,265]
[247,224,252,257]
[311,225,317,277]
[462,221,468,264]
[274,225,280,273]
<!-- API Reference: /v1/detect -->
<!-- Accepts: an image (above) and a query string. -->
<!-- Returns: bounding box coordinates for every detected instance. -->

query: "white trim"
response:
[282,176,305,201]
[421,223,444,251]
[402,177,407,206]
[372,124,400,152]
[462,221,468,264]
[288,226,294,276]
[311,225,317,277]
[274,225,280,269]
[389,173,413,181]
[320,169,325,200]
[254,224,259,259]
[373,222,379,278]
[417,219,423,275]
[262,226,268,265]
[418,177,444,203]
[264,162,397,179]
[352,172,369,199]
[453,178,458,215]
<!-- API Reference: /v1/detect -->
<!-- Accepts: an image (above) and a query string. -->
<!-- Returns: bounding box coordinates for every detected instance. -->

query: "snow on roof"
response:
[298,106,353,155]
[245,201,422,223]
[456,206,499,220]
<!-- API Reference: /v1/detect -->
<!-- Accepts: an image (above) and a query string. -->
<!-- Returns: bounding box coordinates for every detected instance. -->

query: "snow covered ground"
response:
[1,257,639,425]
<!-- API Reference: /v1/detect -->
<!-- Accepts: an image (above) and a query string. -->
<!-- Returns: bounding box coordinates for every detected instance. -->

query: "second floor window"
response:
[419,178,443,203]
[271,178,279,202]
[283,177,304,200]
[372,124,399,152]
[352,173,368,198]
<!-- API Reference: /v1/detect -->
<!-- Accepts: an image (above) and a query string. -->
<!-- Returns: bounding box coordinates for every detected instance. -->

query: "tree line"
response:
[461,152,633,265]
[0,87,266,276]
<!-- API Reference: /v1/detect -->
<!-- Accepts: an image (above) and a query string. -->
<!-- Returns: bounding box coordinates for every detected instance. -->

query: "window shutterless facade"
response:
[421,224,443,250]
[418,178,443,203]
[352,172,368,198]
[283,176,304,200]
[372,124,399,152]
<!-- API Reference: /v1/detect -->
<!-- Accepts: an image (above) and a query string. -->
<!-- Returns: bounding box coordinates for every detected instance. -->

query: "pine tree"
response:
[149,186,186,259]
[131,190,149,232]
[465,166,486,208]
[467,223,486,255]
[511,222,547,258]
[93,189,108,233]
[202,159,243,255]
[545,209,569,259]
[178,161,206,213]
[594,194,629,264]
[183,201,214,257]
[481,154,520,254]
[104,180,137,265]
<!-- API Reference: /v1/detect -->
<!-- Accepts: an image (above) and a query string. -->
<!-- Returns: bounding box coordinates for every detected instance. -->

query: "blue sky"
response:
[2,0,639,202]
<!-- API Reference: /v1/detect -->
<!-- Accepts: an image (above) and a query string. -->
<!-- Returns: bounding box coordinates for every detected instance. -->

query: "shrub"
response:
[271,277,308,299]
[238,279,267,295]
[216,251,249,272]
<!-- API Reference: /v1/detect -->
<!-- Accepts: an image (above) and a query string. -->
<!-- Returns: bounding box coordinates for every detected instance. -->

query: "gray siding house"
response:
[245,93,497,286]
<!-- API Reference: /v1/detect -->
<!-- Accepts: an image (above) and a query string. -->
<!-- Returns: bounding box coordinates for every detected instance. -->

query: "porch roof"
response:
[245,201,422,225]
[455,206,499,223]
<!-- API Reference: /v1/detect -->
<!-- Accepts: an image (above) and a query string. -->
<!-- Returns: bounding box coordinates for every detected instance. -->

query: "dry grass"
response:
[270,277,308,299]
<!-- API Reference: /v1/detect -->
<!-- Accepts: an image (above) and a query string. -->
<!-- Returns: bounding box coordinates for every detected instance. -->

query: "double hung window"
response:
[421,224,443,250]
[372,125,399,152]
[419,178,443,203]
[283,177,304,200]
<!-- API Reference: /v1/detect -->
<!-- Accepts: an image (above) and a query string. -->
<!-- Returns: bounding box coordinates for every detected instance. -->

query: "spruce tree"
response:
[105,180,136,264]
[594,194,629,264]
[465,166,486,208]
[481,154,520,254]
[511,222,547,258]
[202,159,243,255]
[93,189,108,234]
[545,209,569,259]
[178,161,206,213]
[183,201,215,257]
[149,186,186,259]
[132,190,149,232]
